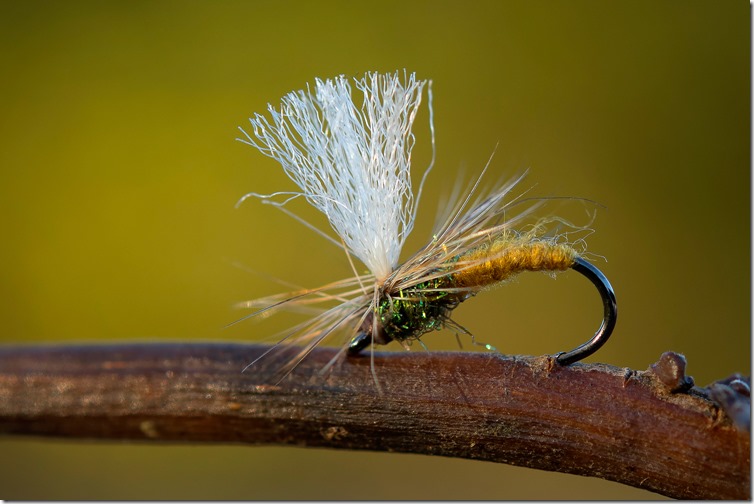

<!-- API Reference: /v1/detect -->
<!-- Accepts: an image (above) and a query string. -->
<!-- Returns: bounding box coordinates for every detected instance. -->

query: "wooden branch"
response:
[0,343,749,499]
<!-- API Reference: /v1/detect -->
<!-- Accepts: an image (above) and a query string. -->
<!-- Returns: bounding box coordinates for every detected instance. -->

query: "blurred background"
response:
[0,0,748,499]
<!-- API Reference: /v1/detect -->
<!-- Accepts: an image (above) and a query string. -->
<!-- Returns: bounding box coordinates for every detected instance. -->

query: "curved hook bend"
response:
[556,257,617,365]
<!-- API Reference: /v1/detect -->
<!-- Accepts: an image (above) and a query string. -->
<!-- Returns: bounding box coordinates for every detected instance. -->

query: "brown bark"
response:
[0,343,749,499]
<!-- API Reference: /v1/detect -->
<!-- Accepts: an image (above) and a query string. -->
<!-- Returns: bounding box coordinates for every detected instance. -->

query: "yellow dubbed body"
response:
[452,237,578,290]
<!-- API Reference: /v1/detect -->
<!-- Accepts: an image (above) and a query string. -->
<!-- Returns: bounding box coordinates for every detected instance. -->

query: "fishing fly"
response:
[235,71,617,381]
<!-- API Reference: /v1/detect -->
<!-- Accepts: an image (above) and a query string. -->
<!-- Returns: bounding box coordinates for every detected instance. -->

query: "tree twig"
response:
[0,343,749,499]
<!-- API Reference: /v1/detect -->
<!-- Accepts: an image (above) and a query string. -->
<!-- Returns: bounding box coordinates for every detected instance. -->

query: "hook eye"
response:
[556,257,617,365]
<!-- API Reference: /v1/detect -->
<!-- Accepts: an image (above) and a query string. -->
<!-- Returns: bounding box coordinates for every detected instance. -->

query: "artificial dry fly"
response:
[235,70,617,382]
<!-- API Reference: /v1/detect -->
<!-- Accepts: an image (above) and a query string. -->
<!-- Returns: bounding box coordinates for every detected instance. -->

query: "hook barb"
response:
[556,257,617,365]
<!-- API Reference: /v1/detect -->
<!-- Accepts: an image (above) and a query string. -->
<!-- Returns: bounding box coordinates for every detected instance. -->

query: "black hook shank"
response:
[556,256,617,365]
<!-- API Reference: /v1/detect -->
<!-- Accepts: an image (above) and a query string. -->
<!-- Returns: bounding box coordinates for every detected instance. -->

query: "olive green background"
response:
[0,0,749,500]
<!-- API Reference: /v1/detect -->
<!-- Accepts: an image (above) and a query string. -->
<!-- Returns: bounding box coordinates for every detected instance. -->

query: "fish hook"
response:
[556,257,617,365]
